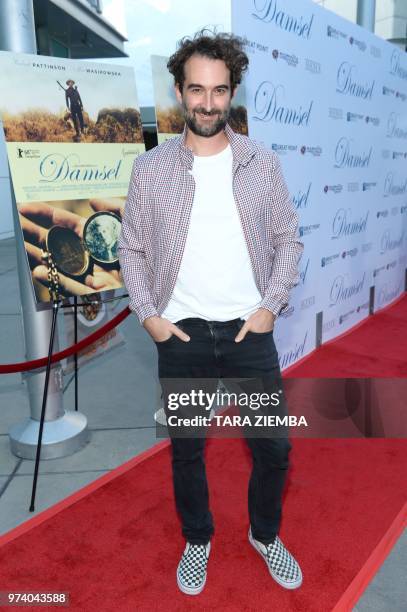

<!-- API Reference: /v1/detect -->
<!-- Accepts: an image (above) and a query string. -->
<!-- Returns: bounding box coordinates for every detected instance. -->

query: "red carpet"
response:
[0,295,406,611]
[0,438,406,611]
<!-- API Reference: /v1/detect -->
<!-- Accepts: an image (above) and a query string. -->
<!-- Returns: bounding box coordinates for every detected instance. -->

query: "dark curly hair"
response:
[167,28,249,93]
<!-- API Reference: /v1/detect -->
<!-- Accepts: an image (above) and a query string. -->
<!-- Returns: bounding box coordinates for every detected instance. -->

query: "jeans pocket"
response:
[246,329,274,336]
[154,334,175,345]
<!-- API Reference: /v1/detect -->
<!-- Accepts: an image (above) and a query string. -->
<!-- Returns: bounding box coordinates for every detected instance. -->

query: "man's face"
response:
[175,54,236,138]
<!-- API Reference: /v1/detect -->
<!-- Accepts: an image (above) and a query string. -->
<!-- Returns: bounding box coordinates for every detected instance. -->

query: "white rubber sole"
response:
[176,571,207,596]
[248,528,303,590]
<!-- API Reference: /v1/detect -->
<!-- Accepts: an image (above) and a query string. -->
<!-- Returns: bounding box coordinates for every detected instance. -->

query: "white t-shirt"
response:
[161,144,262,323]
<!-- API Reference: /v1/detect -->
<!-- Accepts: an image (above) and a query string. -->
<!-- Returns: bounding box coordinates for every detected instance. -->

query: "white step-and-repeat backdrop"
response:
[232,0,407,368]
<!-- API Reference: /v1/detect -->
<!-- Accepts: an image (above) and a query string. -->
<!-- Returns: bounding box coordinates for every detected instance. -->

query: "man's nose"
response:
[202,92,214,112]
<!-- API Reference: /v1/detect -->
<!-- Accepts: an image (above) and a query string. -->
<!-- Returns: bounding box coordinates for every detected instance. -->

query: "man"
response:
[118,30,304,596]
[65,79,85,140]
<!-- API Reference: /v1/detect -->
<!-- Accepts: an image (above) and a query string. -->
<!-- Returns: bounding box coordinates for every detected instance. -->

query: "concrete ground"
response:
[0,236,405,610]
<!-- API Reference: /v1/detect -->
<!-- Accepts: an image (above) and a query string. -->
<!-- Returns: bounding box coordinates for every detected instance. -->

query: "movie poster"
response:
[0,50,145,304]
[151,54,249,143]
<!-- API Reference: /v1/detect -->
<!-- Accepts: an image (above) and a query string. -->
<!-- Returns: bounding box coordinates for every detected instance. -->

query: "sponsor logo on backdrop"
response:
[299,223,320,237]
[327,25,347,41]
[365,115,380,126]
[242,37,269,54]
[377,209,389,218]
[383,172,407,196]
[329,273,365,306]
[362,181,376,191]
[329,107,343,120]
[370,45,381,59]
[293,183,311,209]
[401,205,407,214]
[324,184,343,194]
[321,253,339,267]
[386,113,407,139]
[377,281,403,306]
[390,50,407,81]
[382,85,407,102]
[334,137,372,168]
[251,0,314,39]
[342,248,358,258]
[386,260,397,270]
[280,332,308,369]
[380,229,405,254]
[346,111,363,123]
[322,317,336,333]
[349,36,366,52]
[252,82,313,126]
[300,145,322,157]
[305,58,321,74]
[271,49,298,68]
[393,151,407,160]
[331,208,369,239]
[270,143,298,154]
[336,62,375,100]
[344,112,379,127]
[301,295,315,310]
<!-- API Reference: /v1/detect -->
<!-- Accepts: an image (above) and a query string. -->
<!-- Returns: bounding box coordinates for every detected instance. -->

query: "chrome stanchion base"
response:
[8,411,89,460]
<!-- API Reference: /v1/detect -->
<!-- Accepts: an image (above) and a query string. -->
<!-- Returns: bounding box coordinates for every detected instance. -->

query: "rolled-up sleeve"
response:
[260,153,304,317]
[117,157,158,324]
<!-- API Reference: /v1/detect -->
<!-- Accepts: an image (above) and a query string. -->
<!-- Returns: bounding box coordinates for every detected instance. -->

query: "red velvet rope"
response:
[0,306,131,374]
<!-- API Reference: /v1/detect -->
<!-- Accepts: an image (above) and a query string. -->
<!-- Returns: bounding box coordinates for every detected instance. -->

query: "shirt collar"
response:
[178,121,256,170]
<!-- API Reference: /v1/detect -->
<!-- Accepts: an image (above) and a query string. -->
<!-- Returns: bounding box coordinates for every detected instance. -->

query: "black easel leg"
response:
[74,296,78,412]
[29,300,59,512]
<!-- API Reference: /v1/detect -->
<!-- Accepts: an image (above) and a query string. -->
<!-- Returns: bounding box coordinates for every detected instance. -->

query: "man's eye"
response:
[215,89,226,94]
[192,88,201,93]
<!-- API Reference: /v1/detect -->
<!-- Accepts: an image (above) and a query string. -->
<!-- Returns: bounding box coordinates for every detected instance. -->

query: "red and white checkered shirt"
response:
[118,122,304,325]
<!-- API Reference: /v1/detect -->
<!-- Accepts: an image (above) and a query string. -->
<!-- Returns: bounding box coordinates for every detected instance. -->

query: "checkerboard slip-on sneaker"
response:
[249,527,303,589]
[176,541,211,595]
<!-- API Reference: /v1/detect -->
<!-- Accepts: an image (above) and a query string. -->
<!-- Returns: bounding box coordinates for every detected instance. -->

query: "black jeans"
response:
[155,317,292,546]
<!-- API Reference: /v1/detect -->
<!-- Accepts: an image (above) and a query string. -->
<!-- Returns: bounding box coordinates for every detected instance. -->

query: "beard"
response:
[182,102,230,137]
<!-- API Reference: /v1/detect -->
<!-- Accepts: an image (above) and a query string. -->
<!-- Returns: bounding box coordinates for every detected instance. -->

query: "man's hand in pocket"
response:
[235,308,275,342]
[143,316,190,343]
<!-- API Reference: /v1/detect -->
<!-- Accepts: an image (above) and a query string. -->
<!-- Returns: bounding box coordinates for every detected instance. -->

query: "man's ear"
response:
[231,85,238,101]
[174,83,183,105]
